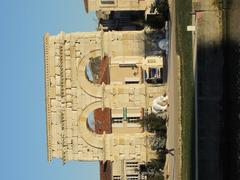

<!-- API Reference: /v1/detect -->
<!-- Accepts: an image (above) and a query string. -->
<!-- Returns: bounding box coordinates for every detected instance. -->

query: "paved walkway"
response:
[165,0,181,179]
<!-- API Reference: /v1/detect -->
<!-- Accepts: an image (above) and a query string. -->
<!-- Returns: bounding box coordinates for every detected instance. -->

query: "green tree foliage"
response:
[144,159,165,180]
[155,0,170,20]
[140,113,168,179]
[141,113,167,136]
[145,0,170,29]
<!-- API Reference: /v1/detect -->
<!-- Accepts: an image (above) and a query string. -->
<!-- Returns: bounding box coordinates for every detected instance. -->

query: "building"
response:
[84,0,162,31]
[84,0,155,13]
[97,11,145,31]
[44,29,166,179]
[45,1,169,180]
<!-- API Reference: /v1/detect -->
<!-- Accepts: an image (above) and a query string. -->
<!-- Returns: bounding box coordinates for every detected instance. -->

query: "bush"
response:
[144,159,165,180]
[140,113,167,179]
[141,113,167,134]
[152,135,166,151]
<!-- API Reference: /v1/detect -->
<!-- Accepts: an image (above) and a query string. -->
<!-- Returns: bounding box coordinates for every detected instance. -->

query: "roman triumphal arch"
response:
[44,31,165,164]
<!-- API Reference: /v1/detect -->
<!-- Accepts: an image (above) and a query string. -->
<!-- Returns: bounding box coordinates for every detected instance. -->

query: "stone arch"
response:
[78,101,105,149]
[77,49,104,98]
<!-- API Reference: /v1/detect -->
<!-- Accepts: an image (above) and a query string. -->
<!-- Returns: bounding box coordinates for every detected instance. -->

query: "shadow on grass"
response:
[175,0,195,180]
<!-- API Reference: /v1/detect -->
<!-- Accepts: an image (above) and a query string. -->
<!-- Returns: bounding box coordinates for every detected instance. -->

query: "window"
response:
[125,80,139,84]
[101,0,115,5]
[126,161,139,168]
[126,174,139,180]
[112,117,123,123]
[125,77,140,84]
[126,161,140,180]
[128,117,140,123]
[119,63,137,68]
[113,176,121,180]
[145,67,164,84]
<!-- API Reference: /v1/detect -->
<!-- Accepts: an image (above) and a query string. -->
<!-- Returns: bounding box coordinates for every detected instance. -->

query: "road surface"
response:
[165,0,181,179]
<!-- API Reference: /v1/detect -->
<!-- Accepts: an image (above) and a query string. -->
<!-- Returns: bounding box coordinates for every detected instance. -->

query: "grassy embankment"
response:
[175,0,195,180]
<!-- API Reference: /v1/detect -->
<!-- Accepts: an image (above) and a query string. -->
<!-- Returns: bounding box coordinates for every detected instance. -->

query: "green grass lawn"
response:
[175,0,195,180]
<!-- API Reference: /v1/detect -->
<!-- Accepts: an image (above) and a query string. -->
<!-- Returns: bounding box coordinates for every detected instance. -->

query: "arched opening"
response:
[78,50,103,98]
[78,101,104,148]
[85,56,110,84]
[86,108,112,134]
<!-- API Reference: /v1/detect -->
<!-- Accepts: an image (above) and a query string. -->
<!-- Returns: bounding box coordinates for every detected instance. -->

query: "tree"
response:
[155,0,170,21]
[140,113,167,179]
[145,0,170,29]
[144,159,165,180]
[152,136,166,151]
[141,113,167,134]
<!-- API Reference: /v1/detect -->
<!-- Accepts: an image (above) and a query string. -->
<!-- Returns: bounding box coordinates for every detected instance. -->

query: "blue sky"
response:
[0,0,99,180]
